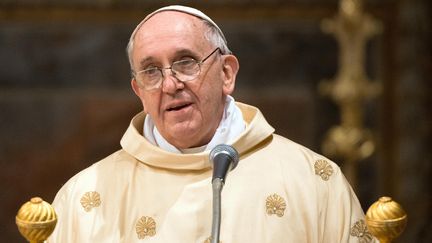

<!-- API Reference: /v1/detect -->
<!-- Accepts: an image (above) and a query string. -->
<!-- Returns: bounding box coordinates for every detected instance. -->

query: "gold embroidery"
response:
[204,236,221,243]
[314,159,334,181]
[136,216,156,239]
[80,191,101,212]
[266,193,286,217]
[350,219,373,243]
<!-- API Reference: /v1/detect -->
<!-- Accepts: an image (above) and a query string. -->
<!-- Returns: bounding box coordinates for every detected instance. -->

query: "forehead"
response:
[133,11,210,59]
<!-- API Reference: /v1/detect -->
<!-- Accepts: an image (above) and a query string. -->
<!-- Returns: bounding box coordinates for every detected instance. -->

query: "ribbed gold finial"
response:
[365,197,407,243]
[16,197,57,243]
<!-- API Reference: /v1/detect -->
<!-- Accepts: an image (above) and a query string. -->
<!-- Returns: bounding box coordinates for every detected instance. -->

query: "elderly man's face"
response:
[131,11,239,149]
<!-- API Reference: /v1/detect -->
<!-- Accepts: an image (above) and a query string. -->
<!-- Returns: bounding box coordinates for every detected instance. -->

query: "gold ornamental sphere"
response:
[365,196,407,243]
[16,197,57,243]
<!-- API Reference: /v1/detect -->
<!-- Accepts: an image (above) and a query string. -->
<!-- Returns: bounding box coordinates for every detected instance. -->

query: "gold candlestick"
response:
[320,0,382,188]
[16,197,57,243]
[366,197,407,243]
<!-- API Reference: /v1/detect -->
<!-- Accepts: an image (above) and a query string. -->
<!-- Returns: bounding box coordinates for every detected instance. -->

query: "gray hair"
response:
[126,18,231,72]
[202,19,232,55]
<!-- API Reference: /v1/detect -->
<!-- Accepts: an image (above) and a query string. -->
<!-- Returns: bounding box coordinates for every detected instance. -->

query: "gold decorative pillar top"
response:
[366,197,407,243]
[16,197,57,243]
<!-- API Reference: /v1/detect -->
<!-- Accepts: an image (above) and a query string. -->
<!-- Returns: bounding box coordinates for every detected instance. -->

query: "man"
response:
[48,5,374,243]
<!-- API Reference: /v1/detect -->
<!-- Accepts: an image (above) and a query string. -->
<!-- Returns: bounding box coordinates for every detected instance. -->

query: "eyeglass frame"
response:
[132,47,222,91]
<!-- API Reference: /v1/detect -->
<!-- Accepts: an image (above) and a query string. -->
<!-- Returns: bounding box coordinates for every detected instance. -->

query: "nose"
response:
[161,68,184,94]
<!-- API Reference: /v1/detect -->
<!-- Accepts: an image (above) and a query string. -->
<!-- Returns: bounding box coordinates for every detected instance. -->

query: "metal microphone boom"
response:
[209,144,239,243]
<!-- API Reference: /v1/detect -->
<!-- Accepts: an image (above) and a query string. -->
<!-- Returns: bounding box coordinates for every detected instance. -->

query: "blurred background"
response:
[0,0,430,242]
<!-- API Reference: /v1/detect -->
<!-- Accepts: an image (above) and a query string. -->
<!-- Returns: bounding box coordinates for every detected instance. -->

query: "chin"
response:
[166,126,201,147]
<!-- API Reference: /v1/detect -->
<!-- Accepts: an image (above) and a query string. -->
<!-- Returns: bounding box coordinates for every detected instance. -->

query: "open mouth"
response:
[166,103,191,112]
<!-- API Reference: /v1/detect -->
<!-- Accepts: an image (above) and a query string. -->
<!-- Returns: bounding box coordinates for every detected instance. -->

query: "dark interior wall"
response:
[0,0,430,242]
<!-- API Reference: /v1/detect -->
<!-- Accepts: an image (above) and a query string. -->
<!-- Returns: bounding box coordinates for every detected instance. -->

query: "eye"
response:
[173,59,197,73]
[136,67,161,87]
[143,67,160,77]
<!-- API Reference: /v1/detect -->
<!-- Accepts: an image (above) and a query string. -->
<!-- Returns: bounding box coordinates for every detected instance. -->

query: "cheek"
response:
[196,83,220,107]
[197,84,224,118]
[141,93,160,115]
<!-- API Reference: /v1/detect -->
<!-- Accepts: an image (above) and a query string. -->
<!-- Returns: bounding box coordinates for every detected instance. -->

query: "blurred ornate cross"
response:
[319,0,382,189]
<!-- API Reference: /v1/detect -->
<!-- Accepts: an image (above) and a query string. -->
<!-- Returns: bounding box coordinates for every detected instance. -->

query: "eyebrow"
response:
[138,57,156,71]
[137,48,199,70]
[174,49,198,58]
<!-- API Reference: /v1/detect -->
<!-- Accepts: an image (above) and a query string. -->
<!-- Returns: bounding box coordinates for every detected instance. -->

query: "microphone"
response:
[209,144,239,183]
[208,144,239,243]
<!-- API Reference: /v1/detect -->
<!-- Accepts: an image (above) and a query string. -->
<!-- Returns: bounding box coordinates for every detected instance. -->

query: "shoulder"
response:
[52,149,136,204]
[266,135,360,205]
[71,149,134,182]
[236,134,368,241]
[260,134,342,178]
[240,133,350,198]
[49,149,139,241]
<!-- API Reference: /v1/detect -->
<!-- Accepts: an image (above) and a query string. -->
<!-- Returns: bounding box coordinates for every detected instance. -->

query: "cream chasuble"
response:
[48,102,374,243]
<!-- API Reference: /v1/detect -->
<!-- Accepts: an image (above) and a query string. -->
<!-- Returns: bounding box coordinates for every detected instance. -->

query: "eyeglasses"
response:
[133,48,222,91]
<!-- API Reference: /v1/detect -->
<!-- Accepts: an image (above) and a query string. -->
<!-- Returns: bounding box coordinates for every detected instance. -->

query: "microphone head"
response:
[209,144,239,170]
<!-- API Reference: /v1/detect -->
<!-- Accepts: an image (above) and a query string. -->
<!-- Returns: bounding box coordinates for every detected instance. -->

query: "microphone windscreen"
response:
[209,144,239,167]
[209,144,239,182]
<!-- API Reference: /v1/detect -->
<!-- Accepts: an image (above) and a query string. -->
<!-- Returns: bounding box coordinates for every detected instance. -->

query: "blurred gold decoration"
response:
[16,197,57,243]
[319,0,382,188]
[366,197,407,242]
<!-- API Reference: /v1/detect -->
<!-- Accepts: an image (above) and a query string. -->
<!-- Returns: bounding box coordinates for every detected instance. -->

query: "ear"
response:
[131,78,142,97]
[131,78,148,113]
[221,54,239,95]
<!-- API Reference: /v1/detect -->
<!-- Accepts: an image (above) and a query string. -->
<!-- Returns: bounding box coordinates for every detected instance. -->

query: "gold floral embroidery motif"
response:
[80,191,101,212]
[314,159,334,181]
[266,193,286,217]
[204,237,221,243]
[136,216,156,239]
[350,219,373,243]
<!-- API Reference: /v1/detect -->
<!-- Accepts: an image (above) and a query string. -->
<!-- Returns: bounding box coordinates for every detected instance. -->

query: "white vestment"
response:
[48,103,374,243]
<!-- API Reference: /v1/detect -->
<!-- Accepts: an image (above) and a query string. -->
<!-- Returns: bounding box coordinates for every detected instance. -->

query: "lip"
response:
[164,101,193,112]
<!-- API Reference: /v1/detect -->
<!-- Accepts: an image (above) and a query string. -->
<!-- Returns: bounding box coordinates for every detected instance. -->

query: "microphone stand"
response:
[209,144,239,243]
[210,178,223,243]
